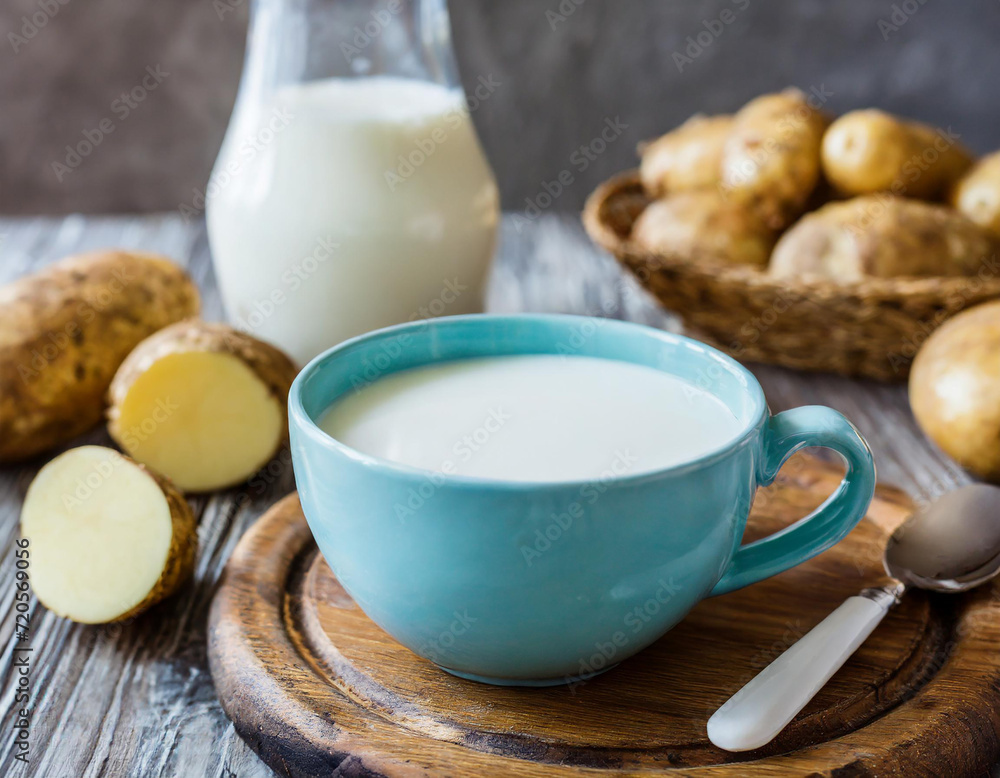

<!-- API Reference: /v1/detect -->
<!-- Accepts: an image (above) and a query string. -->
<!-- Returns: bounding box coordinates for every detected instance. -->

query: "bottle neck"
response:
[241,0,459,94]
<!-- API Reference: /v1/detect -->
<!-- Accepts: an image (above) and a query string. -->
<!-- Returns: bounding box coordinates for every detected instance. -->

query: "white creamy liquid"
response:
[206,77,499,364]
[319,355,744,482]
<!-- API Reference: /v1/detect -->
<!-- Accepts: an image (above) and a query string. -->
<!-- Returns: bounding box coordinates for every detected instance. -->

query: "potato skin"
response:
[909,301,1000,482]
[822,109,972,199]
[720,89,829,230]
[0,251,200,463]
[950,151,1000,237]
[107,319,299,450]
[632,191,776,268]
[639,114,733,197]
[769,194,999,280]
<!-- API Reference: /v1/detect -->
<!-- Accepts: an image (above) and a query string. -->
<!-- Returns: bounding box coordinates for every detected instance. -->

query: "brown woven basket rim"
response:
[582,170,1000,304]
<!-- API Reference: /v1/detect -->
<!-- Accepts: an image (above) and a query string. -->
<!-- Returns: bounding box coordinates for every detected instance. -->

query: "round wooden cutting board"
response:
[207,454,1000,777]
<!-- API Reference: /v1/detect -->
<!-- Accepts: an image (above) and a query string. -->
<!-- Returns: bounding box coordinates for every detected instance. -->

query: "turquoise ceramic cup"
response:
[289,314,875,686]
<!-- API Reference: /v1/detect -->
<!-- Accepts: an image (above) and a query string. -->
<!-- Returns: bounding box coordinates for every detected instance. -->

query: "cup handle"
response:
[710,406,876,597]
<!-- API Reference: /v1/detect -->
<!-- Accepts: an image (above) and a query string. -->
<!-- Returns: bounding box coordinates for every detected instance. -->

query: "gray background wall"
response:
[2,0,999,215]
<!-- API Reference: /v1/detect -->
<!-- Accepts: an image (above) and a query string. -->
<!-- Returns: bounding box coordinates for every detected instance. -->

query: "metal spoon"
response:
[707,483,1000,752]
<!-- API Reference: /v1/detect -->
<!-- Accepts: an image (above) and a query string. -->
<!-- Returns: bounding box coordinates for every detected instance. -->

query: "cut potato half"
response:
[107,320,298,492]
[21,446,197,624]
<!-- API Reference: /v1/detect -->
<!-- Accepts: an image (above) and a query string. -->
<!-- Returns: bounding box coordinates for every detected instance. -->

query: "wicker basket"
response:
[583,171,1000,382]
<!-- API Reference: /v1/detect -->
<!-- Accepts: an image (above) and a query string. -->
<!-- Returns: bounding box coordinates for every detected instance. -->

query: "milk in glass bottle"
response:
[207,0,500,364]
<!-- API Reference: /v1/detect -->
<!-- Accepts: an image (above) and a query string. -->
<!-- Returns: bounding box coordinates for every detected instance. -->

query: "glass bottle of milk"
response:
[206,0,500,364]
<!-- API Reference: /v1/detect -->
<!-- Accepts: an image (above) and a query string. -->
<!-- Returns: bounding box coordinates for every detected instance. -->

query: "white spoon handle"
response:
[707,585,902,752]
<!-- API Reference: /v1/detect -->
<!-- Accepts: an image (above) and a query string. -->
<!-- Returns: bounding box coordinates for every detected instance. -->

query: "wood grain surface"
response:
[208,458,1000,776]
[0,213,996,778]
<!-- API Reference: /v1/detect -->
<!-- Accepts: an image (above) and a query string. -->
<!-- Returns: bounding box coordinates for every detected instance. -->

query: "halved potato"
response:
[107,320,298,492]
[21,446,197,624]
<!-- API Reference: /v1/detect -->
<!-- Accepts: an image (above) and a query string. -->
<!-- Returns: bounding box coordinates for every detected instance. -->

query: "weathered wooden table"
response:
[0,214,984,777]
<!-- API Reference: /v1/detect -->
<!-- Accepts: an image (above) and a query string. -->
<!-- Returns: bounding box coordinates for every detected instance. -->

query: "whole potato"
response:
[632,191,776,268]
[910,300,1000,482]
[950,151,1000,237]
[720,89,829,230]
[639,114,733,197]
[769,194,998,281]
[0,251,200,463]
[821,109,972,199]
